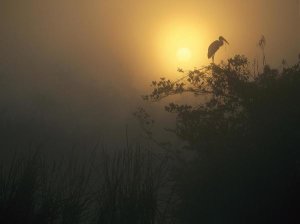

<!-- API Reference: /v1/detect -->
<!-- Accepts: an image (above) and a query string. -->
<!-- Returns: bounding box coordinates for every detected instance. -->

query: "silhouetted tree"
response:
[141,55,300,223]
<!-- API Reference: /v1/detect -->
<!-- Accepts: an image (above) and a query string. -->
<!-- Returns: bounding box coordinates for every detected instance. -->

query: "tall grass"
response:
[0,151,92,224]
[94,147,170,224]
[0,146,174,224]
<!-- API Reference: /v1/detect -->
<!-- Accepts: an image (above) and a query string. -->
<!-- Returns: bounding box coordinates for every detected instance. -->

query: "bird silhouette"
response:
[208,36,229,63]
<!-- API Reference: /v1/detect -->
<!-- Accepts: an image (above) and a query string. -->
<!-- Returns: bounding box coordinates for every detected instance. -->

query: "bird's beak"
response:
[221,36,229,45]
[223,38,229,45]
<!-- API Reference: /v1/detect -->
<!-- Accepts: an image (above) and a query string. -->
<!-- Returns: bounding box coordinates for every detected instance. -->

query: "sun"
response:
[155,21,208,72]
[177,48,192,61]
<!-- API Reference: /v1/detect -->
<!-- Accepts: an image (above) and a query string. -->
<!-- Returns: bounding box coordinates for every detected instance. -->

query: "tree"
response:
[139,55,300,223]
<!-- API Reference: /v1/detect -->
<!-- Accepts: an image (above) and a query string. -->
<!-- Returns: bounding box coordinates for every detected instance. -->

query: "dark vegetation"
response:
[0,148,171,224]
[1,53,300,224]
[140,54,300,223]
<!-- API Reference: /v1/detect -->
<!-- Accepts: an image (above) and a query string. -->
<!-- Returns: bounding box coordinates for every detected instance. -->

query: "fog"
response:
[0,0,299,147]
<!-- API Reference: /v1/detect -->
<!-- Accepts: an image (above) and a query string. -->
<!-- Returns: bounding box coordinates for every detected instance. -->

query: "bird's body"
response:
[208,36,229,63]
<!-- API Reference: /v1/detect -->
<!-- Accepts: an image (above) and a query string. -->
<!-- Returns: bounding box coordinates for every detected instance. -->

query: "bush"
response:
[0,146,172,224]
[142,55,300,223]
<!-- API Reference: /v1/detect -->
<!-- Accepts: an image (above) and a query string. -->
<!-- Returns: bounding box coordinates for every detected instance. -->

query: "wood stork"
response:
[208,36,229,63]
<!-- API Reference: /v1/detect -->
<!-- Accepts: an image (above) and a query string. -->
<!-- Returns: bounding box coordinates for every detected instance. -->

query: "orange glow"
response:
[155,21,209,73]
[177,48,192,62]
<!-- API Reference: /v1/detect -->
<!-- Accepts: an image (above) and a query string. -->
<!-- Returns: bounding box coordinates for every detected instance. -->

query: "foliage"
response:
[0,152,91,224]
[141,55,300,223]
[94,147,171,224]
[0,146,172,224]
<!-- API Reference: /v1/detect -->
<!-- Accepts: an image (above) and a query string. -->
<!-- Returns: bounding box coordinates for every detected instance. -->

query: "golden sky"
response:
[1,0,299,77]
[0,0,299,142]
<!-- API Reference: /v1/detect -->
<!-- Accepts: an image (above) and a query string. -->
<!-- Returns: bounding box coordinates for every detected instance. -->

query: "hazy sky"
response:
[0,0,299,145]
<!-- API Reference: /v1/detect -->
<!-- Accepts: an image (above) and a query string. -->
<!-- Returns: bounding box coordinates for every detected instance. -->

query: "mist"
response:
[0,0,299,147]
[1,1,300,223]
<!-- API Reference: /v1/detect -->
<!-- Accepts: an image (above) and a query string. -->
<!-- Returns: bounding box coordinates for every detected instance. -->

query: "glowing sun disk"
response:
[177,48,192,61]
[156,22,208,73]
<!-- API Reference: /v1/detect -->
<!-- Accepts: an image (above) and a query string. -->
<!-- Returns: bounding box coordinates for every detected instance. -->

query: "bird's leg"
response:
[212,55,215,64]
